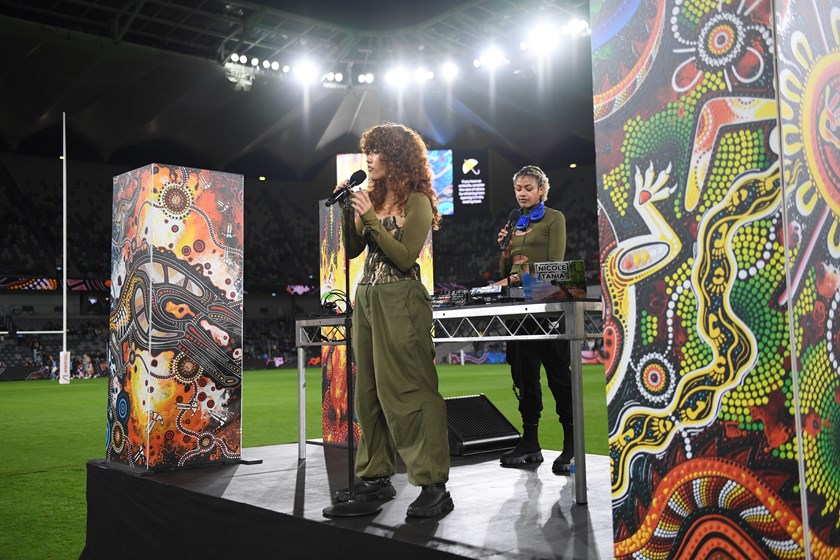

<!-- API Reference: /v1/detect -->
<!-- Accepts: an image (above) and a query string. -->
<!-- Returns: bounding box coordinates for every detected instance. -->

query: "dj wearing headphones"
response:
[494,165,573,473]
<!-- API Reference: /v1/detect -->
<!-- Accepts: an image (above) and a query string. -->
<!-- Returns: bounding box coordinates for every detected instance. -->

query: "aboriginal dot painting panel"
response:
[590,0,838,557]
[776,2,840,553]
[108,164,244,470]
[319,202,364,447]
[318,201,433,446]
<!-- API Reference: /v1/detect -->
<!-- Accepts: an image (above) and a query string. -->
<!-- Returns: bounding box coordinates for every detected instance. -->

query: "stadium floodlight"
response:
[251,57,259,66]
[293,61,320,83]
[527,24,560,55]
[262,60,270,69]
[414,67,434,83]
[365,73,374,83]
[231,53,240,62]
[479,47,508,69]
[271,61,280,71]
[441,62,459,81]
[385,67,409,87]
[282,64,291,73]
[562,19,590,36]
[223,61,256,91]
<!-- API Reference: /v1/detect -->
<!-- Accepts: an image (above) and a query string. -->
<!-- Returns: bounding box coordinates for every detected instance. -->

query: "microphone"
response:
[325,169,368,207]
[499,207,523,250]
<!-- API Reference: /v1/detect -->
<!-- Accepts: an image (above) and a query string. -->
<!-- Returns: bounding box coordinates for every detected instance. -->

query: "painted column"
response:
[775,2,840,555]
[108,164,243,470]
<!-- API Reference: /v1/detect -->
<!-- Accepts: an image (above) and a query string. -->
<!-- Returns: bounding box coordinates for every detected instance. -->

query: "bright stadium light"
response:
[414,67,434,83]
[479,47,507,69]
[441,61,459,81]
[231,53,240,62]
[527,24,560,55]
[385,67,409,87]
[293,61,319,83]
[562,18,590,36]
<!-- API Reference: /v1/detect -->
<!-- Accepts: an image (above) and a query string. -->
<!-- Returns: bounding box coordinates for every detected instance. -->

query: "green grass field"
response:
[0,364,608,560]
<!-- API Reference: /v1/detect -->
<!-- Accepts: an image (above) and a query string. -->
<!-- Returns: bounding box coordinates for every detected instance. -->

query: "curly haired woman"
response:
[332,123,454,518]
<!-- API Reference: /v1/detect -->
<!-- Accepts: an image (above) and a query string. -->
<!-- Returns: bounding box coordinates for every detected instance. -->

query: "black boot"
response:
[501,423,543,467]
[406,483,454,517]
[552,421,574,473]
[334,476,396,503]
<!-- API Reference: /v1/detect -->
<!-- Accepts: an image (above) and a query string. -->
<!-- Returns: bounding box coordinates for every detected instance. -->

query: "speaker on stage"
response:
[445,394,520,456]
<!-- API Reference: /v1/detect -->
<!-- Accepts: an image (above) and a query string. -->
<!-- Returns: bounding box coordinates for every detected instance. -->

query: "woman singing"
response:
[333,123,454,517]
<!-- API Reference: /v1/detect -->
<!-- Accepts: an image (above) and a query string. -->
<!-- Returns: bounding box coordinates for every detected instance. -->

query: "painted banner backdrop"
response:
[107,164,243,470]
[592,0,839,557]
[775,2,840,554]
[318,201,434,446]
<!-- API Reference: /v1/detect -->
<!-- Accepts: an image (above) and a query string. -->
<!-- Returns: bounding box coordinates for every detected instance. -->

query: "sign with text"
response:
[59,350,71,384]
[522,260,587,301]
[453,150,489,218]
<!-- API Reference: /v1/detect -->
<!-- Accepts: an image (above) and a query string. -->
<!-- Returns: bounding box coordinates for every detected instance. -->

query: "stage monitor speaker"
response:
[445,394,520,456]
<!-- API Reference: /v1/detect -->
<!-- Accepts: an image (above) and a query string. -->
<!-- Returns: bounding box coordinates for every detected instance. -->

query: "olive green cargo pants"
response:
[352,280,450,486]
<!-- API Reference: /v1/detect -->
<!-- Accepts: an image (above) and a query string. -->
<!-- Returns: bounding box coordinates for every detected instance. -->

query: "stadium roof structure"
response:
[0,0,595,180]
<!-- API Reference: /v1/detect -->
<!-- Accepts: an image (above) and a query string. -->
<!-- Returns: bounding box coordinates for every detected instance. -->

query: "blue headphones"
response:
[515,201,545,230]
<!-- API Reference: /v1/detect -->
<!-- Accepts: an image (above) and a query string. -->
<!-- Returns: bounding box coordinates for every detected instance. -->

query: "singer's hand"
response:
[497,226,509,247]
[333,179,350,194]
[350,188,373,216]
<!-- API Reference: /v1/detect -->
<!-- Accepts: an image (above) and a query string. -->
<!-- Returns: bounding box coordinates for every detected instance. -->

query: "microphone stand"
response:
[322,197,382,518]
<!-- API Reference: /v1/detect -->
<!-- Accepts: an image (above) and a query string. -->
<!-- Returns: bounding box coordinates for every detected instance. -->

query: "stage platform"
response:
[83,443,614,559]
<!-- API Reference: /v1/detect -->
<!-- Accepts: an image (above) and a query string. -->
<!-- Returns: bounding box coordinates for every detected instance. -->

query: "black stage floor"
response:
[83,443,614,560]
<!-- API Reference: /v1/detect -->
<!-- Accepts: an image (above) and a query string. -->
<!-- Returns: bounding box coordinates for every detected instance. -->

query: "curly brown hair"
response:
[360,123,441,230]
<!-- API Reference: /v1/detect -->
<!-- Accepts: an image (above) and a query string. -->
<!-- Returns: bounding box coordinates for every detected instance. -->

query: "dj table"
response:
[295,299,604,504]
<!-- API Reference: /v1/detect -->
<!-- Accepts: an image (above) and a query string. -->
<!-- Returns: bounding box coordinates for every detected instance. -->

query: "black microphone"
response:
[499,207,523,250]
[325,169,368,207]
